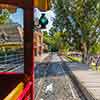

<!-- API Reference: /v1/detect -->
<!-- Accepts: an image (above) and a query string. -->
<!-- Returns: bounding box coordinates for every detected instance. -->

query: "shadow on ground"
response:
[35,61,90,79]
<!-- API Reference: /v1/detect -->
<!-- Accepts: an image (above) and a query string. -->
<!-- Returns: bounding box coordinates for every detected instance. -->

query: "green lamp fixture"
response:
[39,13,48,29]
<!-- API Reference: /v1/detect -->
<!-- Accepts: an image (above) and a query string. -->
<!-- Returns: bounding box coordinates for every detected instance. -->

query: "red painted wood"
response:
[0,0,34,99]
[24,94,31,100]
[0,72,22,75]
[0,0,32,9]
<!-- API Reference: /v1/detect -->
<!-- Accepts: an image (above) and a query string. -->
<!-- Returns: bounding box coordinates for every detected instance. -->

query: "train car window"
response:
[0,4,24,73]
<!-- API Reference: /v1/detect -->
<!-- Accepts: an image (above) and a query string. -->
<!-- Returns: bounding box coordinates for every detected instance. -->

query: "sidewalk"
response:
[62,56,100,100]
[34,53,50,63]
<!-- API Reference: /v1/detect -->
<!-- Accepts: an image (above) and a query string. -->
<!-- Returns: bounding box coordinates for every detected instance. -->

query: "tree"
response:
[90,42,100,55]
[0,9,10,24]
[43,31,57,52]
[43,31,70,52]
[52,0,100,63]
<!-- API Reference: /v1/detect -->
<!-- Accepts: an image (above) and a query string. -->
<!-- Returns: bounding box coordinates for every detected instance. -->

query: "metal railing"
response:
[0,49,24,72]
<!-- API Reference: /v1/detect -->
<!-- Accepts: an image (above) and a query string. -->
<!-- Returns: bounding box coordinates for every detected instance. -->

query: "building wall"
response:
[0,23,23,43]
[34,31,43,56]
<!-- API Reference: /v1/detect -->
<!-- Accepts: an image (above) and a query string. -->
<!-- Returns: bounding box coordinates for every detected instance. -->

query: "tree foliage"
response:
[90,42,100,54]
[51,0,100,63]
[43,31,70,52]
[0,9,10,24]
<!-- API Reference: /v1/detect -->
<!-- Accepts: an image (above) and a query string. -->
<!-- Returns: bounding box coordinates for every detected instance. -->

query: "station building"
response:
[34,30,43,56]
[0,23,23,46]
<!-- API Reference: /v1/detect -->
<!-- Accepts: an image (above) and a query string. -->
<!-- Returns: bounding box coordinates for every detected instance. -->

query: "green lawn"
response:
[67,56,82,62]
[65,53,100,73]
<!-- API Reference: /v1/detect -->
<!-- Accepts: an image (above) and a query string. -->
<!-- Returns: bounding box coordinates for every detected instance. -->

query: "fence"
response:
[0,48,24,72]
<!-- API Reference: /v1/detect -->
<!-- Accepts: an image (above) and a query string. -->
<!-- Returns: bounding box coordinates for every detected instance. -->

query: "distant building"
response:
[34,31,43,56]
[0,23,23,48]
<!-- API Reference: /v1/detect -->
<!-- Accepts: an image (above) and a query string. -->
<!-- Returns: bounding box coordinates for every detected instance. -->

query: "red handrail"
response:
[17,81,32,100]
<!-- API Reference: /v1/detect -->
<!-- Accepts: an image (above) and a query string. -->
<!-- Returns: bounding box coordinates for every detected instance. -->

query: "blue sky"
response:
[10,8,24,27]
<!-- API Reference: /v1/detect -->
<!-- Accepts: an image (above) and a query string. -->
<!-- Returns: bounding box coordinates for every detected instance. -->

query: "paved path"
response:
[62,56,100,100]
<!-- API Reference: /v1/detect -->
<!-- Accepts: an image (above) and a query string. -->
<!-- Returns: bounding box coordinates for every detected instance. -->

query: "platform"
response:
[62,56,100,100]
[34,53,50,63]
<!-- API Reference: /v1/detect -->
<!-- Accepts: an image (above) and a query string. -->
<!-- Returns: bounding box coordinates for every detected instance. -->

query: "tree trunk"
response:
[82,42,88,64]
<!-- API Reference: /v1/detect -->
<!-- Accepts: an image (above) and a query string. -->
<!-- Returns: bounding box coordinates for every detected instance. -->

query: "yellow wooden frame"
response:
[34,0,50,11]
[4,82,24,100]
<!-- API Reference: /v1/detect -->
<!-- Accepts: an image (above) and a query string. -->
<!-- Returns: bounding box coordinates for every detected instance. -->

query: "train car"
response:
[0,0,51,99]
[0,1,33,100]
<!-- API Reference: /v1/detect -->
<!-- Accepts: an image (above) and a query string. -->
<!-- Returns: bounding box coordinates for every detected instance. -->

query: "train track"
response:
[35,55,52,100]
[35,53,95,100]
[35,54,87,100]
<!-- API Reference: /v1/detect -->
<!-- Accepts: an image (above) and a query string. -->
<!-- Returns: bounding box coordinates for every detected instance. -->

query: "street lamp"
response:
[34,13,48,29]
[39,13,48,29]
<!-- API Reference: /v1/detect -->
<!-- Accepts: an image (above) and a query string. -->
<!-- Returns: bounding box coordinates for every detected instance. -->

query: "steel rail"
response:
[58,61,78,99]
[35,55,51,100]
